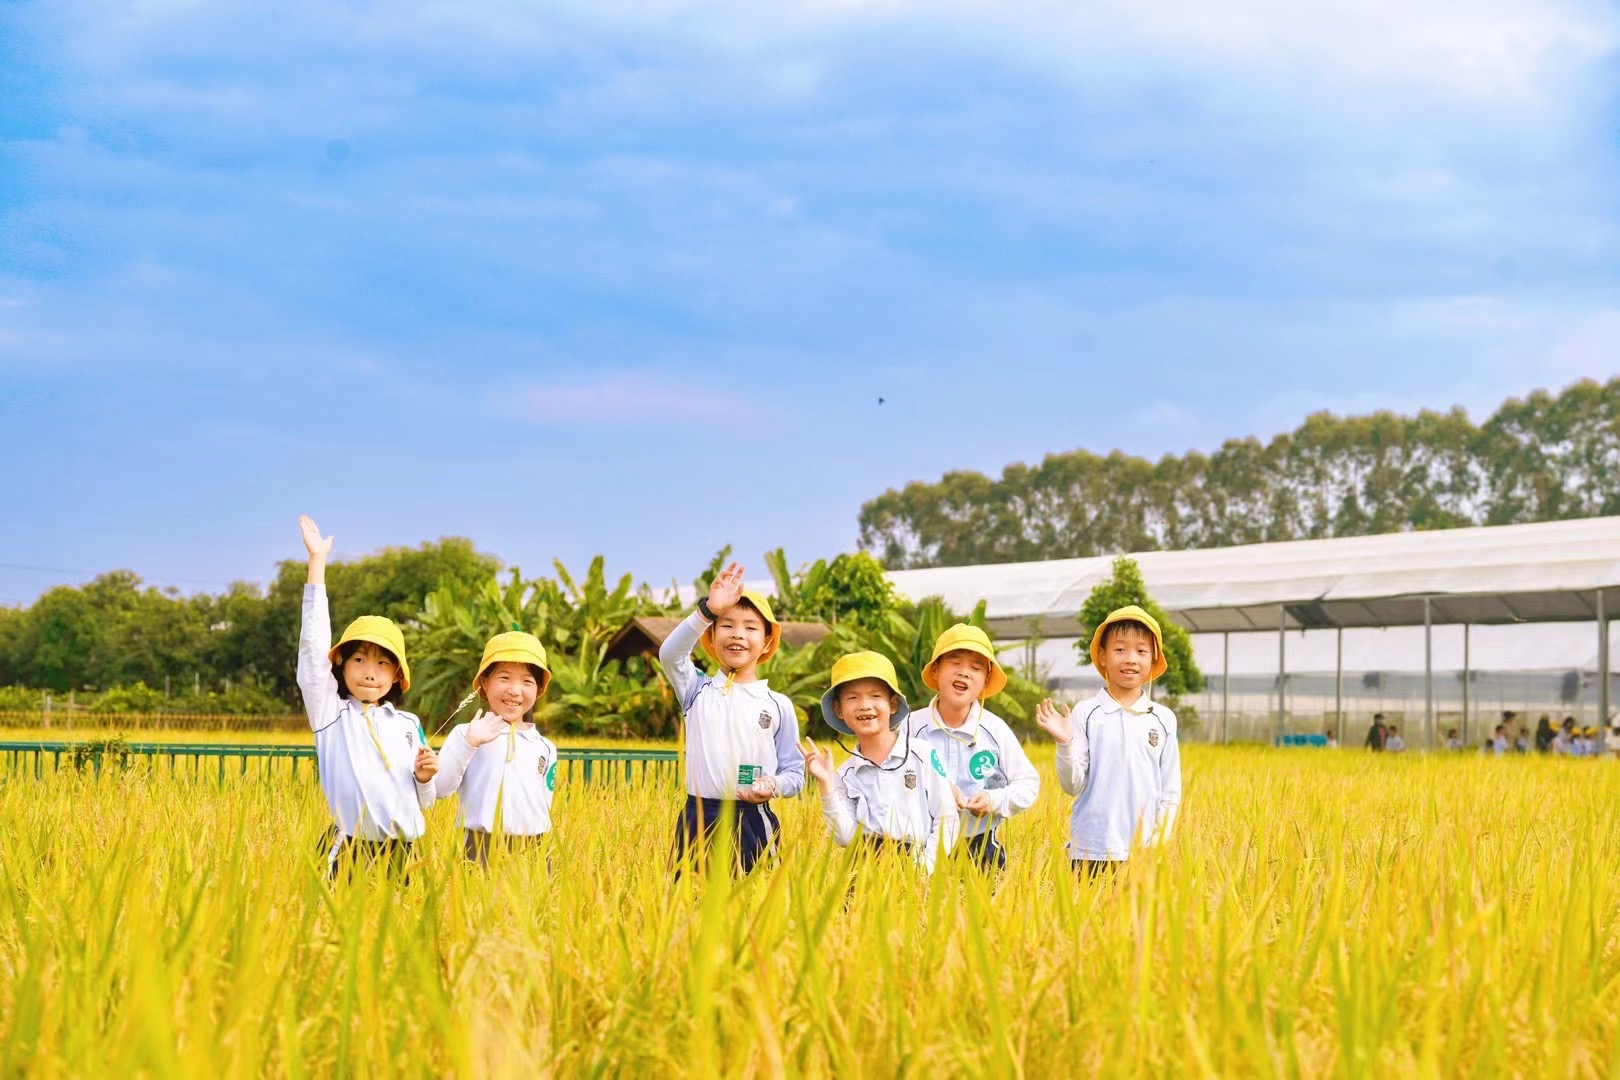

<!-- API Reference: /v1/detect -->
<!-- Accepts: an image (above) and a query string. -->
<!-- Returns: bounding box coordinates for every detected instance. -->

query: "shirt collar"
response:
[927,698,981,743]
[1095,689,1154,716]
[852,732,909,768]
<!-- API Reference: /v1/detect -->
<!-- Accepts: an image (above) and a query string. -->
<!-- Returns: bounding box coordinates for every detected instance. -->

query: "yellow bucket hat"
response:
[474,630,552,697]
[821,651,910,734]
[1088,605,1169,682]
[922,623,1008,699]
[328,615,411,691]
[700,590,783,666]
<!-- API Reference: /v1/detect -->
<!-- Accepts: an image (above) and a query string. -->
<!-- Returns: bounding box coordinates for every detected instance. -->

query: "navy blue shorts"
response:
[966,830,1008,872]
[672,796,780,875]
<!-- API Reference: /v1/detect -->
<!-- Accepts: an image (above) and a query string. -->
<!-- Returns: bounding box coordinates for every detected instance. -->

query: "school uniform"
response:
[907,700,1038,870]
[1384,735,1406,753]
[820,733,960,874]
[1053,690,1181,864]
[298,585,434,876]
[435,721,558,863]
[660,610,805,873]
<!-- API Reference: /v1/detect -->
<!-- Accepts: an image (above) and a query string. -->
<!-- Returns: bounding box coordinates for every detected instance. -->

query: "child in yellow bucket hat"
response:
[659,561,804,874]
[800,651,959,873]
[906,623,1039,872]
[295,516,439,879]
[433,630,561,866]
[1035,604,1181,873]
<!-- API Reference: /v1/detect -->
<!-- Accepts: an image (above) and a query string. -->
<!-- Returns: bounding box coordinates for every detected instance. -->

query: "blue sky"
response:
[2,0,1618,603]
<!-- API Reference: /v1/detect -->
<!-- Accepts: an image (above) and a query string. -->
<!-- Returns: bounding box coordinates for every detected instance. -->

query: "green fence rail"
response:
[0,741,680,785]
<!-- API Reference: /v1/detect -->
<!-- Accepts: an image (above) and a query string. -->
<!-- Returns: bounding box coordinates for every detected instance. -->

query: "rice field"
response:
[2,745,1619,1076]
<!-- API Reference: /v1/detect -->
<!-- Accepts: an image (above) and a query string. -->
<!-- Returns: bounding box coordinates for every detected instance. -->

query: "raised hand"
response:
[413,745,439,783]
[708,562,746,616]
[299,515,334,562]
[1035,699,1075,745]
[463,709,510,750]
[799,738,836,791]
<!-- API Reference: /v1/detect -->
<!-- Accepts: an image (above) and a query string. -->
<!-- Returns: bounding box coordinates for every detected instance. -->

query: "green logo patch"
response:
[930,749,947,777]
[545,762,556,791]
[968,750,998,781]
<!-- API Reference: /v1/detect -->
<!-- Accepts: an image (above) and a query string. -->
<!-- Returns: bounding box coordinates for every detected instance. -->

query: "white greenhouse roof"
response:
[885,516,1620,638]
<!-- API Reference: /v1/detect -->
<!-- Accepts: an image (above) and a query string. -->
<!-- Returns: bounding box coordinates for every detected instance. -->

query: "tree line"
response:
[0,542,1067,735]
[858,377,1620,568]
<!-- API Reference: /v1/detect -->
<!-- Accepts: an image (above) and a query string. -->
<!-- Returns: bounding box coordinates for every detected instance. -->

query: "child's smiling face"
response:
[482,662,539,722]
[713,604,767,671]
[934,650,989,708]
[342,642,398,704]
[833,677,897,737]
[1098,625,1156,692]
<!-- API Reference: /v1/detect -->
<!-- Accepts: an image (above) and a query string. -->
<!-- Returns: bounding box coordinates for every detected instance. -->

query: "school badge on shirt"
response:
[758,709,772,730]
[904,770,917,790]
[1148,729,1159,747]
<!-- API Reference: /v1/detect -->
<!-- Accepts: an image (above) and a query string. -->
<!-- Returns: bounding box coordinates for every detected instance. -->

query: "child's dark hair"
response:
[478,662,548,723]
[332,639,405,706]
[1100,618,1158,654]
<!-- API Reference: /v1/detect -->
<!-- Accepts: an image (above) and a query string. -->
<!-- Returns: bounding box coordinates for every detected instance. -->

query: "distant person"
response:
[296,515,438,879]
[1364,713,1388,752]
[662,562,803,876]
[1324,726,1338,749]
[1515,725,1531,754]
[1606,723,1620,759]
[802,651,958,874]
[1582,726,1600,758]
[1553,717,1576,756]
[1384,724,1406,753]
[906,623,1039,873]
[1535,715,1556,754]
[1490,725,1509,755]
[1038,605,1181,875]
[1444,727,1462,752]
[434,631,559,867]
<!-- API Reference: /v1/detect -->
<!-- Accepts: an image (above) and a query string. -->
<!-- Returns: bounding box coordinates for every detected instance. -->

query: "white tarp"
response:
[886,516,1620,636]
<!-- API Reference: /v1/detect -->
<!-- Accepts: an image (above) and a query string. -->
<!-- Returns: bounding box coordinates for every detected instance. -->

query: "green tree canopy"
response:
[859,377,1620,568]
[1078,557,1204,703]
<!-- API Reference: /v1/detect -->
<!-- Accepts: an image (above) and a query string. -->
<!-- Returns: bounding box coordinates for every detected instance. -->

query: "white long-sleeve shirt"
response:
[298,584,434,841]
[1053,689,1181,861]
[659,610,805,800]
[433,722,559,836]
[907,700,1039,839]
[819,734,961,873]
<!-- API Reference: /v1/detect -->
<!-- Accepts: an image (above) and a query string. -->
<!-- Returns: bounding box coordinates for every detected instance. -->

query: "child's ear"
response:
[831,699,844,720]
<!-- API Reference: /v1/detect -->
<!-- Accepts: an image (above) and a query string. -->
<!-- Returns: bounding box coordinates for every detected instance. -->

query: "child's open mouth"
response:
[951,679,972,694]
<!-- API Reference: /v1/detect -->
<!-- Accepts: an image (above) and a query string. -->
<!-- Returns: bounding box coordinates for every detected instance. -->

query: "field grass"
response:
[2,745,1618,1075]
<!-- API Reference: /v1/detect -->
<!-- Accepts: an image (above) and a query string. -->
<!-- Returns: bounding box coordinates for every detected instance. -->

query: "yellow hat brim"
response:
[328,617,411,691]
[699,591,782,666]
[1088,605,1169,682]
[474,633,552,697]
[921,625,1008,699]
